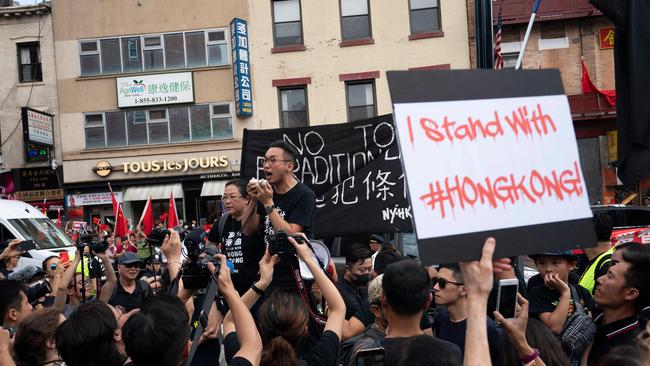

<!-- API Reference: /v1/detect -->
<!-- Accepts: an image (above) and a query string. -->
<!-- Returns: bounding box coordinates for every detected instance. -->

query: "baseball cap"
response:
[367,274,383,304]
[9,265,46,282]
[119,252,143,265]
[529,250,579,262]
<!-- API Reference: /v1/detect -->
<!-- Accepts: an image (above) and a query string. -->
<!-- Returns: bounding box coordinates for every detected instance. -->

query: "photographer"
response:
[8,266,51,309]
[53,249,117,316]
[0,239,23,277]
[224,234,345,366]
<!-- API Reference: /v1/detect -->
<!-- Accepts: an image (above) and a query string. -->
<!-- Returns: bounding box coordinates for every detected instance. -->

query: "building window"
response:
[164,33,185,69]
[340,0,371,40]
[143,35,164,71]
[409,0,441,34]
[346,81,375,122]
[78,28,228,77]
[211,103,233,140]
[84,113,105,148]
[278,87,308,128]
[79,40,100,76]
[503,53,518,69]
[84,103,233,149]
[207,30,228,66]
[272,0,303,47]
[17,42,42,83]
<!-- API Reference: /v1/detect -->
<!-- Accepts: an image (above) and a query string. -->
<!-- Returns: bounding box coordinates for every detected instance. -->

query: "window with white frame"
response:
[340,0,371,40]
[272,0,303,46]
[79,40,100,76]
[346,81,376,122]
[78,29,229,76]
[84,103,233,149]
[409,0,441,35]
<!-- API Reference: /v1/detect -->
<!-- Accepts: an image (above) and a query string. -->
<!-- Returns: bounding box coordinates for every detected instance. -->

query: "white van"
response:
[0,199,75,271]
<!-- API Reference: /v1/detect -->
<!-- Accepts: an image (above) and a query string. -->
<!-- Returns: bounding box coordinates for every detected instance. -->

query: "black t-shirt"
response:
[258,182,316,290]
[109,280,150,312]
[528,284,595,318]
[433,309,501,363]
[338,279,373,327]
[220,216,266,295]
[588,314,642,365]
[224,330,339,366]
[382,335,462,365]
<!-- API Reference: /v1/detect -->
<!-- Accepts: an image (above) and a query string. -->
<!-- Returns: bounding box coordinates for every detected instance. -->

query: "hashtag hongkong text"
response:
[419,161,584,219]
[406,103,557,145]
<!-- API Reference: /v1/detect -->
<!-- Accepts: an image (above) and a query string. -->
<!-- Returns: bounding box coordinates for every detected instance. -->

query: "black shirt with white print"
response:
[220,215,266,295]
[257,181,316,291]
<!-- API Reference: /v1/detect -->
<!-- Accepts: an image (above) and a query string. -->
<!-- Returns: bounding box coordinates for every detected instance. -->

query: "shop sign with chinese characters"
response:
[116,72,194,108]
[231,18,253,117]
[599,27,614,50]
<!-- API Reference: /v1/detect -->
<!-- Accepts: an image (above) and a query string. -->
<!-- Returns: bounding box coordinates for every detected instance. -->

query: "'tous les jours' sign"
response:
[94,156,229,177]
[116,72,194,108]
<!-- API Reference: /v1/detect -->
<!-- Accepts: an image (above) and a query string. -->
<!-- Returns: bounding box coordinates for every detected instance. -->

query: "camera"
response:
[26,279,52,304]
[268,231,304,256]
[181,228,219,290]
[76,233,108,254]
[147,226,187,247]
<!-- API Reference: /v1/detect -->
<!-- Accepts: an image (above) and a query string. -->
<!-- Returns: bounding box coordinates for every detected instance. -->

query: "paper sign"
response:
[388,69,597,263]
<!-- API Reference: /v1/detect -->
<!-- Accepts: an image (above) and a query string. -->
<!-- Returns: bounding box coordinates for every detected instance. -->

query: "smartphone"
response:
[496,279,519,320]
[20,240,36,251]
[356,347,385,366]
[59,252,71,268]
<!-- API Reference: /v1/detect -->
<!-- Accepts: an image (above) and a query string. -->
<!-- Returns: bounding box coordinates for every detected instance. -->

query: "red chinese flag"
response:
[581,58,616,107]
[138,196,154,235]
[114,205,129,237]
[92,216,101,225]
[56,208,62,228]
[168,192,179,229]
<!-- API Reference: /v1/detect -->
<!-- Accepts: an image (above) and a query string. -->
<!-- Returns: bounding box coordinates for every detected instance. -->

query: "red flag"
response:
[92,216,101,225]
[581,58,616,107]
[138,196,154,235]
[159,211,168,221]
[56,208,62,228]
[108,183,129,237]
[42,198,47,215]
[168,192,179,228]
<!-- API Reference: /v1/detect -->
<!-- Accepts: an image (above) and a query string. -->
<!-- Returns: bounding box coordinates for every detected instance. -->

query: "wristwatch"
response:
[264,204,277,215]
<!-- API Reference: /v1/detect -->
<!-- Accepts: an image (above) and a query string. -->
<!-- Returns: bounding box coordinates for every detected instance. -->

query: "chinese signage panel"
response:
[599,27,614,50]
[22,107,54,146]
[116,72,195,108]
[231,18,253,117]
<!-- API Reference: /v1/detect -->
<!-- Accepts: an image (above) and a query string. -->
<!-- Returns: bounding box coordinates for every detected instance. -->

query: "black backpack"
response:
[336,326,384,366]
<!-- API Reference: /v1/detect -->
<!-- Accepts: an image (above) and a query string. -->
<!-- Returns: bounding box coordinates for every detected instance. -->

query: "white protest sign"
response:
[393,94,592,240]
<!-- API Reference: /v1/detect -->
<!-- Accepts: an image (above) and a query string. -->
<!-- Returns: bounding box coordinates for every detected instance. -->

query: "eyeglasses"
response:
[432,277,464,289]
[122,263,140,269]
[261,156,292,165]
[222,195,243,201]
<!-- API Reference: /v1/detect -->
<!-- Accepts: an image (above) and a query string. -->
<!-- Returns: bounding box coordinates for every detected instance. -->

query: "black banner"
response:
[240,115,412,238]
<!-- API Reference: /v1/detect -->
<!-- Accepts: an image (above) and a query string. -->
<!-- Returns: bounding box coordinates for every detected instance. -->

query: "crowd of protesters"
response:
[0,140,649,366]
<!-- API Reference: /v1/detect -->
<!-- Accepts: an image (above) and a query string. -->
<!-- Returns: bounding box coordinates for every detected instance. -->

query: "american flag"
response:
[494,5,504,69]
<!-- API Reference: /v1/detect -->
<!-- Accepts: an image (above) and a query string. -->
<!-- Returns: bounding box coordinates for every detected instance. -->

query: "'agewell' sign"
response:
[388,69,596,263]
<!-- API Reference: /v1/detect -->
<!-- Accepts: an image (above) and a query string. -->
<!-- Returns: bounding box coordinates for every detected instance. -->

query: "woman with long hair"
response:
[224,234,345,366]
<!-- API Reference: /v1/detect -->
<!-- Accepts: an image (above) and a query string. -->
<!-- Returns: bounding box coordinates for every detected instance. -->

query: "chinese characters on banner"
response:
[387,69,596,263]
[599,27,614,49]
[231,18,253,117]
[240,115,412,237]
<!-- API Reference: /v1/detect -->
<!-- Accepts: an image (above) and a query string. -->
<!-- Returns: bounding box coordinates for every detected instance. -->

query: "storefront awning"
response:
[123,184,184,201]
[200,180,227,197]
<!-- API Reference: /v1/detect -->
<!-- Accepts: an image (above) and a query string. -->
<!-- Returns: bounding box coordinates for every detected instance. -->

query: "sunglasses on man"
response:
[432,277,464,289]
